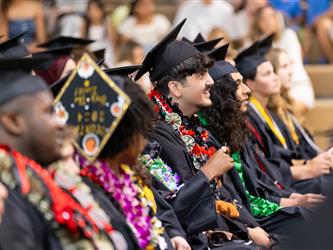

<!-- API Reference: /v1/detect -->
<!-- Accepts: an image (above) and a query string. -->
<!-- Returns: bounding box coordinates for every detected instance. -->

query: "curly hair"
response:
[99,76,155,184]
[201,74,248,153]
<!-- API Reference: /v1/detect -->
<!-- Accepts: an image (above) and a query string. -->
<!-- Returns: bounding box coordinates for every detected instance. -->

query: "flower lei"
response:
[149,89,217,170]
[139,140,181,192]
[0,145,108,245]
[79,155,166,249]
[139,154,181,192]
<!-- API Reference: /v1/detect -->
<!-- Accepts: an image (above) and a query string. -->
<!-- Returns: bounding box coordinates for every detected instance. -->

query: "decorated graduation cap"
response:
[0,57,50,105]
[37,36,95,49]
[208,44,237,81]
[53,53,131,162]
[234,41,264,80]
[0,32,29,58]
[135,18,200,83]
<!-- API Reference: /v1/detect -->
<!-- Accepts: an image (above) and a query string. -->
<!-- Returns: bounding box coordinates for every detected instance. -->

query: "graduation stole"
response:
[232,152,280,217]
[0,145,114,249]
[249,96,287,149]
[281,110,300,145]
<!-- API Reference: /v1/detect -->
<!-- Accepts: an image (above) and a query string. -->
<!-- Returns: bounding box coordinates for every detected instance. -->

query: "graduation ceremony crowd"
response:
[1,0,333,249]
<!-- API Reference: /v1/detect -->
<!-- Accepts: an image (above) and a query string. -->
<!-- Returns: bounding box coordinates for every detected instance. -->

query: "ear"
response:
[246,79,256,92]
[168,81,182,98]
[0,112,25,136]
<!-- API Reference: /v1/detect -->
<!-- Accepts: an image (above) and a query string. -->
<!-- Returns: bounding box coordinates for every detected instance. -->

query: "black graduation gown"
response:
[82,176,140,250]
[149,120,260,250]
[0,187,61,250]
[246,105,325,194]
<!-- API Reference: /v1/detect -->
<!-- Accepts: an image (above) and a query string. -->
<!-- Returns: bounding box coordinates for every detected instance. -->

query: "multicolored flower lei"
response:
[149,89,217,170]
[139,154,181,192]
[79,155,166,249]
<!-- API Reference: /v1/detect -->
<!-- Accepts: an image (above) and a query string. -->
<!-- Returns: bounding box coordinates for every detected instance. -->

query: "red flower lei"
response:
[149,89,217,169]
[0,145,112,239]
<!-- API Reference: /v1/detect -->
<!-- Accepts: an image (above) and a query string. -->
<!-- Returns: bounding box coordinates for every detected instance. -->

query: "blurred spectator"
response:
[118,0,170,52]
[81,0,115,66]
[208,27,237,62]
[174,0,233,41]
[227,0,267,48]
[313,3,333,63]
[0,0,47,52]
[269,0,303,28]
[52,0,88,37]
[250,5,315,111]
[115,39,152,93]
[116,39,144,66]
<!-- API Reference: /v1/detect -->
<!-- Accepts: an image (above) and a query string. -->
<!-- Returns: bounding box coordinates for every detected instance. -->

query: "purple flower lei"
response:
[78,155,153,249]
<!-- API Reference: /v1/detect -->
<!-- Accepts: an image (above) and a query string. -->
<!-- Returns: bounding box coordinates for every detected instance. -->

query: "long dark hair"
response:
[83,0,106,37]
[201,74,248,153]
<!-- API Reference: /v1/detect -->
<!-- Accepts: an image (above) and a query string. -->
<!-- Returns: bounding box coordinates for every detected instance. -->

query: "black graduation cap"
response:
[181,36,192,44]
[53,53,131,162]
[104,65,142,77]
[258,33,275,56]
[207,44,237,81]
[135,18,200,82]
[0,57,50,105]
[37,36,95,49]
[0,32,29,58]
[235,41,265,80]
[207,43,229,61]
[194,37,223,53]
[92,48,105,61]
[193,33,205,44]
[32,46,74,70]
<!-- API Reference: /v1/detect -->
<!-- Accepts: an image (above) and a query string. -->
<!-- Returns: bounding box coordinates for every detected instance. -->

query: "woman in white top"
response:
[250,5,315,112]
[81,0,115,66]
[118,0,170,52]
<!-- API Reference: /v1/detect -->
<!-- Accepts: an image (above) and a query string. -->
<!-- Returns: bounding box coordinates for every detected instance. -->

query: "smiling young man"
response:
[236,35,332,196]
[136,19,271,249]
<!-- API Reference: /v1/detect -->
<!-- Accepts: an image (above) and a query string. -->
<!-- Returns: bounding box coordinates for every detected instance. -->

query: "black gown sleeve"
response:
[152,186,186,239]
[0,188,61,250]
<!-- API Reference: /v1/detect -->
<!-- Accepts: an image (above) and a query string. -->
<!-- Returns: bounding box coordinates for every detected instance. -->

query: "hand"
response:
[170,236,191,250]
[306,154,331,177]
[201,148,234,181]
[284,193,326,208]
[247,227,270,247]
[0,183,8,224]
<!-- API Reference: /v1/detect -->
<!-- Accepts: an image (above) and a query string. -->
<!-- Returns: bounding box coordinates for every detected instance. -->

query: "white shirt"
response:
[118,14,171,52]
[173,0,234,40]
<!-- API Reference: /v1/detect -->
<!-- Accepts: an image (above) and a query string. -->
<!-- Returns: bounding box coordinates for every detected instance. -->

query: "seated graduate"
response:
[236,34,333,195]
[199,52,315,236]
[136,19,271,249]
[52,55,190,250]
[266,48,333,166]
[0,57,118,250]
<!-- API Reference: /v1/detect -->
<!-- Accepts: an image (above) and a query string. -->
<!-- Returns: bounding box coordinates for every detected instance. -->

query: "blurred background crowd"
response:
[0,0,333,149]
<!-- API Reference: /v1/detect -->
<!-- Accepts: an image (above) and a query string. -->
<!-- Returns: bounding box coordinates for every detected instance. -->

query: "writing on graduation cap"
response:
[53,53,131,162]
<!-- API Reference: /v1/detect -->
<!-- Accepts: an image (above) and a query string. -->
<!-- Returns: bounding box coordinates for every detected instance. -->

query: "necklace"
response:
[79,155,166,249]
